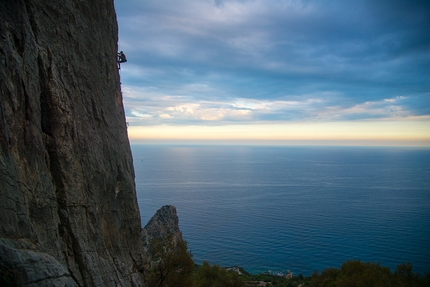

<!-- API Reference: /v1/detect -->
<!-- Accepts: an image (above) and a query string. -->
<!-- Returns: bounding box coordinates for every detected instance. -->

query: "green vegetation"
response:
[311,260,430,287]
[145,235,429,287]
[247,272,311,287]
[194,261,245,287]
[144,233,245,287]
[145,234,195,287]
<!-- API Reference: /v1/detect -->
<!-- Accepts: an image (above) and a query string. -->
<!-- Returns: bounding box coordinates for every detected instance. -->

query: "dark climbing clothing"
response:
[117,52,127,63]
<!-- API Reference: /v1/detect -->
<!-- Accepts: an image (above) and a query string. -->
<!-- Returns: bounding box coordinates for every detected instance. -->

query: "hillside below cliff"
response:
[0,0,146,286]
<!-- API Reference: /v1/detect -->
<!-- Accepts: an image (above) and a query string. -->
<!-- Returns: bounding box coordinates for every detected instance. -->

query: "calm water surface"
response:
[131,145,430,275]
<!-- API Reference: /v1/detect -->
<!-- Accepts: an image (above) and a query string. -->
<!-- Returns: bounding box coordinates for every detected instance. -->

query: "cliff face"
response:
[141,206,185,266]
[0,0,146,286]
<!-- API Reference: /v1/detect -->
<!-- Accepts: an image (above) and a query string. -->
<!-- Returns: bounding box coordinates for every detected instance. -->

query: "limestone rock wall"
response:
[141,205,184,265]
[0,0,146,286]
[142,205,183,247]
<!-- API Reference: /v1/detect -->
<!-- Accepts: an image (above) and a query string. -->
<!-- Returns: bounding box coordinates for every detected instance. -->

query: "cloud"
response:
[115,0,430,130]
[122,84,425,127]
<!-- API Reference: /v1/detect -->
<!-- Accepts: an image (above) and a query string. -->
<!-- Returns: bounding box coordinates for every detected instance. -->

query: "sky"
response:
[114,0,430,146]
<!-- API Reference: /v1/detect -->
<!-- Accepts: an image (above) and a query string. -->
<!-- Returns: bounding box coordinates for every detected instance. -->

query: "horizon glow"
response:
[127,119,430,147]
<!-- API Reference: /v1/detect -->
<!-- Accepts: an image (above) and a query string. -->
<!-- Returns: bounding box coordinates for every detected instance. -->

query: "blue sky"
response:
[114,0,430,145]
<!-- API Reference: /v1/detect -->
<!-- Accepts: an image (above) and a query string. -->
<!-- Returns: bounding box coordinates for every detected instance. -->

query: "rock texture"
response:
[141,205,184,262]
[0,0,146,286]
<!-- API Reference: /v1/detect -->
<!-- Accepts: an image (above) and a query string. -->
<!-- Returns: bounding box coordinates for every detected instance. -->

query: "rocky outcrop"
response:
[141,205,184,261]
[0,0,146,286]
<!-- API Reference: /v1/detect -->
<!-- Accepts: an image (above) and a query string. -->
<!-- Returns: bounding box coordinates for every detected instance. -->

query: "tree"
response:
[311,267,340,287]
[394,262,422,287]
[310,261,429,287]
[146,233,194,287]
[335,260,393,287]
[194,261,245,287]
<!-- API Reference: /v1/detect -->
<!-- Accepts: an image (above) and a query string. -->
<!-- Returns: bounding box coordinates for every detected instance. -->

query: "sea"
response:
[131,144,430,276]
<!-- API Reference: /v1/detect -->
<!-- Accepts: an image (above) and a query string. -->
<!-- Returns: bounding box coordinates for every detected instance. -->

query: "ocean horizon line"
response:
[129,139,430,148]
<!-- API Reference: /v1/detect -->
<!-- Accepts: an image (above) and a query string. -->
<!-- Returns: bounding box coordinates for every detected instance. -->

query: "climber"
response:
[117,51,127,63]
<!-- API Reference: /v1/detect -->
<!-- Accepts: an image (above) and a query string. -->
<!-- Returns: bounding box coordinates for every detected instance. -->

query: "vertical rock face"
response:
[142,205,184,247]
[141,206,184,265]
[0,0,146,286]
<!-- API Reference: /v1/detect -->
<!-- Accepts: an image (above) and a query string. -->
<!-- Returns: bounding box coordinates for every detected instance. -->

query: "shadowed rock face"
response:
[0,0,145,286]
[141,205,184,266]
[142,205,183,248]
